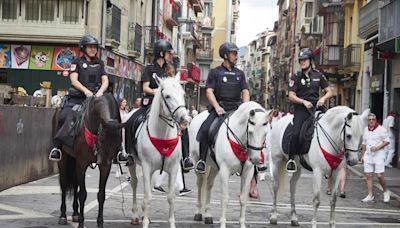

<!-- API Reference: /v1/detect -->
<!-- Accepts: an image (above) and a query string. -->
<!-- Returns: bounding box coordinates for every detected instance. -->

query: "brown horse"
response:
[54,93,123,228]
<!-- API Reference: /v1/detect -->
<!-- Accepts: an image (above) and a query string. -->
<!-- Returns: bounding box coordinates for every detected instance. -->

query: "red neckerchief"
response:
[84,123,98,150]
[368,123,379,131]
[148,133,180,157]
[320,145,344,170]
[228,137,248,162]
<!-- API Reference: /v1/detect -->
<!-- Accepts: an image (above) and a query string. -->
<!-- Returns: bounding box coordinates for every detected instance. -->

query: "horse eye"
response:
[263,122,267,126]
[346,135,352,140]
[249,120,255,125]
[165,95,171,99]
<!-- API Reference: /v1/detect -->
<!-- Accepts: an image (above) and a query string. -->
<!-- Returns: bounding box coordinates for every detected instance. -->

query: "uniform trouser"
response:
[53,97,85,148]
[125,106,148,154]
[181,128,189,159]
[289,105,312,160]
[199,109,219,161]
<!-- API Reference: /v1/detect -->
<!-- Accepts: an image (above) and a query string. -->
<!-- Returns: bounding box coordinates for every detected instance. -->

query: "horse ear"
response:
[361,108,370,122]
[154,73,162,86]
[175,72,181,82]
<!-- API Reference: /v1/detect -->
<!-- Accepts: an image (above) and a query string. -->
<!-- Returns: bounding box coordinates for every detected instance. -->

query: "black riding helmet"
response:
[219,42,239,59]
[154,39,173,59]
[79,35,99,51]
[298,48,314,61]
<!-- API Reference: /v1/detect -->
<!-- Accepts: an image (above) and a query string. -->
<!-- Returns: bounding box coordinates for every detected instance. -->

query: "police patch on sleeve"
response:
[289,79,295,87]
[70,64,77,71]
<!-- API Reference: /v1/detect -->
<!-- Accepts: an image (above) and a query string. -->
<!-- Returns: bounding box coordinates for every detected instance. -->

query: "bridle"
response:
[159,88,186,128]
[225,108,268,154]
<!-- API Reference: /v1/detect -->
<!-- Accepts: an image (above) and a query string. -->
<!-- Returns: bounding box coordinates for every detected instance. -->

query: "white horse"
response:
[269,106,368,228]
[127,75,190,228]
[189,102,271,228]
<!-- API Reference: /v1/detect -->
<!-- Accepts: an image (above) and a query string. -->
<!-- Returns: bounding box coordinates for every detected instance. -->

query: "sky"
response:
[236,0,279,47]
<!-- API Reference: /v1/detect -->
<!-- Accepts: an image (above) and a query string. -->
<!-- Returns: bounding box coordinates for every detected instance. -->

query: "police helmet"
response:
[154,40,173,59]
[298,48,314,61]
[79,35,99,51]
[219,42,239,59]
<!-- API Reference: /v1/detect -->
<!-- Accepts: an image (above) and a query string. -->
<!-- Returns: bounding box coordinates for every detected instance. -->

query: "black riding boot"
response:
[181,129,194,171]
[195,141,208,174]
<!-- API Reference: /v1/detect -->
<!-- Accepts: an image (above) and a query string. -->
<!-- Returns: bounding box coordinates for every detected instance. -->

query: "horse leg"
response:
[167,164,179,228]
[329,170,340,228]
[128,163,140,225]
[290,168,302,226]
[194,172,204,221]
[311,170,322,228]
[72,185,79,223]
[141,165,152,228]
[97,163,112,228]
[270,157,283,225]
[204,167,218,224]
[219,165,230,228]
[58,189,68,225]
[239,165,254,228]
[76,163,88,228]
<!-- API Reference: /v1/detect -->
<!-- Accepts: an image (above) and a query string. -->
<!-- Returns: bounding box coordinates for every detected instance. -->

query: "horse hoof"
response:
[72,215,79,223]
[131,218,140,225]
[270,218,277,225]
[97,224,104,228]
[204,217,213,224]
[194,213,203,221]
[291,220,299,226]
[58,217,68,225]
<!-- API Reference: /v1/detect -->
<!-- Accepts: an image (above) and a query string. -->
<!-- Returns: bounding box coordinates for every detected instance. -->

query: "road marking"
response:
[0,203,52,220]
[348,166,400,202]
[84,182,130,213]
[82,218,400,226]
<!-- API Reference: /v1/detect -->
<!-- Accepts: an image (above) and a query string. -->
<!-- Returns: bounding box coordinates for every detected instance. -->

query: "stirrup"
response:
[195,160,206,174]
[286,159,297,173]
[49,148,62,161]
[117,151,128,164]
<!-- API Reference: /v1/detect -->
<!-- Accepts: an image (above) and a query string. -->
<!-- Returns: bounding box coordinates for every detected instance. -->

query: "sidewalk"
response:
[348,163,400,202]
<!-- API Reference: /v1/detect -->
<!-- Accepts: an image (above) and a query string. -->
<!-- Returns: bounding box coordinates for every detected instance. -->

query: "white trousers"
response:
[154,165,184,191]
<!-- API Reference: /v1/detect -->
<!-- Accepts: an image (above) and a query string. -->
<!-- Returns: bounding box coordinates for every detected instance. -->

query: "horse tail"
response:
[58,152,77,197]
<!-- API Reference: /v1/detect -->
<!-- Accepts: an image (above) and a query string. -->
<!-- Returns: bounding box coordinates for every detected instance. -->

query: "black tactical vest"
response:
[215,71,242,102]
[77,60,103,92]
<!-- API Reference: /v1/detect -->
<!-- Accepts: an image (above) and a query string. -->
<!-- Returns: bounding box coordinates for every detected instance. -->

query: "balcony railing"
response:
[144,26,158,51]
[326,45,341,65]
[106,5,121,46]
[359,0,378,39]
[128,23,142,54]
[200,16,215,31]
[379,0,400,42]
[196,48,213,61]
[342,44,361,69]
[189,0,204,13]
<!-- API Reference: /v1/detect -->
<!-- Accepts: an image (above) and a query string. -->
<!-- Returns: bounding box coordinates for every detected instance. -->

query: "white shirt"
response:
[362,125,390,164]
[382,115,395,139]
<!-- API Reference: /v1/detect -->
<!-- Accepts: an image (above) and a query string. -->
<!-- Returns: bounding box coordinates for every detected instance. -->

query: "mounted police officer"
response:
[123,39,195,170]
[195,42,250,174]
[286,48,333,172]
[49,35,109,161]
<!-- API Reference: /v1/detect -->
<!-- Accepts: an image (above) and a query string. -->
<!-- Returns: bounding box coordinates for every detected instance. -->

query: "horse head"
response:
[236,102,272,165]
[342,108,369,166]
[155,75,191,129]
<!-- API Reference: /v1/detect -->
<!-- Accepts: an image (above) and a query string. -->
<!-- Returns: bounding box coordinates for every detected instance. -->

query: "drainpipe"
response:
[227,0,233,42]
[383,59,388,118]
[101,0,106,48]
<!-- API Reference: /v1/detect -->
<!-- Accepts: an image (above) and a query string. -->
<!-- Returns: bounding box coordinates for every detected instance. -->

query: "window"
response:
[305,2,313,18]
[1,0,18,20]
[63,0,81,23]
[25,0,55,22]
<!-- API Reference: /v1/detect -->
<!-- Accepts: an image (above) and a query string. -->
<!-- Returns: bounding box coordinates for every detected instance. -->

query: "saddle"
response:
[282,115,316,156]
[208,112,233,150]
[125,107,150,156]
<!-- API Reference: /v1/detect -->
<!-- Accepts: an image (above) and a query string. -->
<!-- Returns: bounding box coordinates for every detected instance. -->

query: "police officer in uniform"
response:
[286,48,333,172]
[123,40,195,170]
[195,42,250,174]
[49,35,109,161]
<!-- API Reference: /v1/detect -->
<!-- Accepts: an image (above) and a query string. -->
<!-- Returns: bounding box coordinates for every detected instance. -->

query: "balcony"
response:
[196,48,213,62]
[359,0,378,39]
[189,0,204,13]
[164,2,180,29]
[342,44,361,72]
[106,5,121,49]
[128,23,142,58]
[144,26,158,53]
[199,16,214,34]
[379,0,400,43]
[326,45,341,65]
[0,0,85,43]
[342,0,355,7]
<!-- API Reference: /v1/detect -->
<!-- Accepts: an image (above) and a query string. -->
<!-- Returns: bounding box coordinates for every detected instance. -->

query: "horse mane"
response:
[320,106,363,140]
[232,101,265,123]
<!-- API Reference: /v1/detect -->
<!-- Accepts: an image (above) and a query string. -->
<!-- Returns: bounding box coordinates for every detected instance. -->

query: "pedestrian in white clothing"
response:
[152,164,192,196]
[360,113,391,203]
[382,111,396,167]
